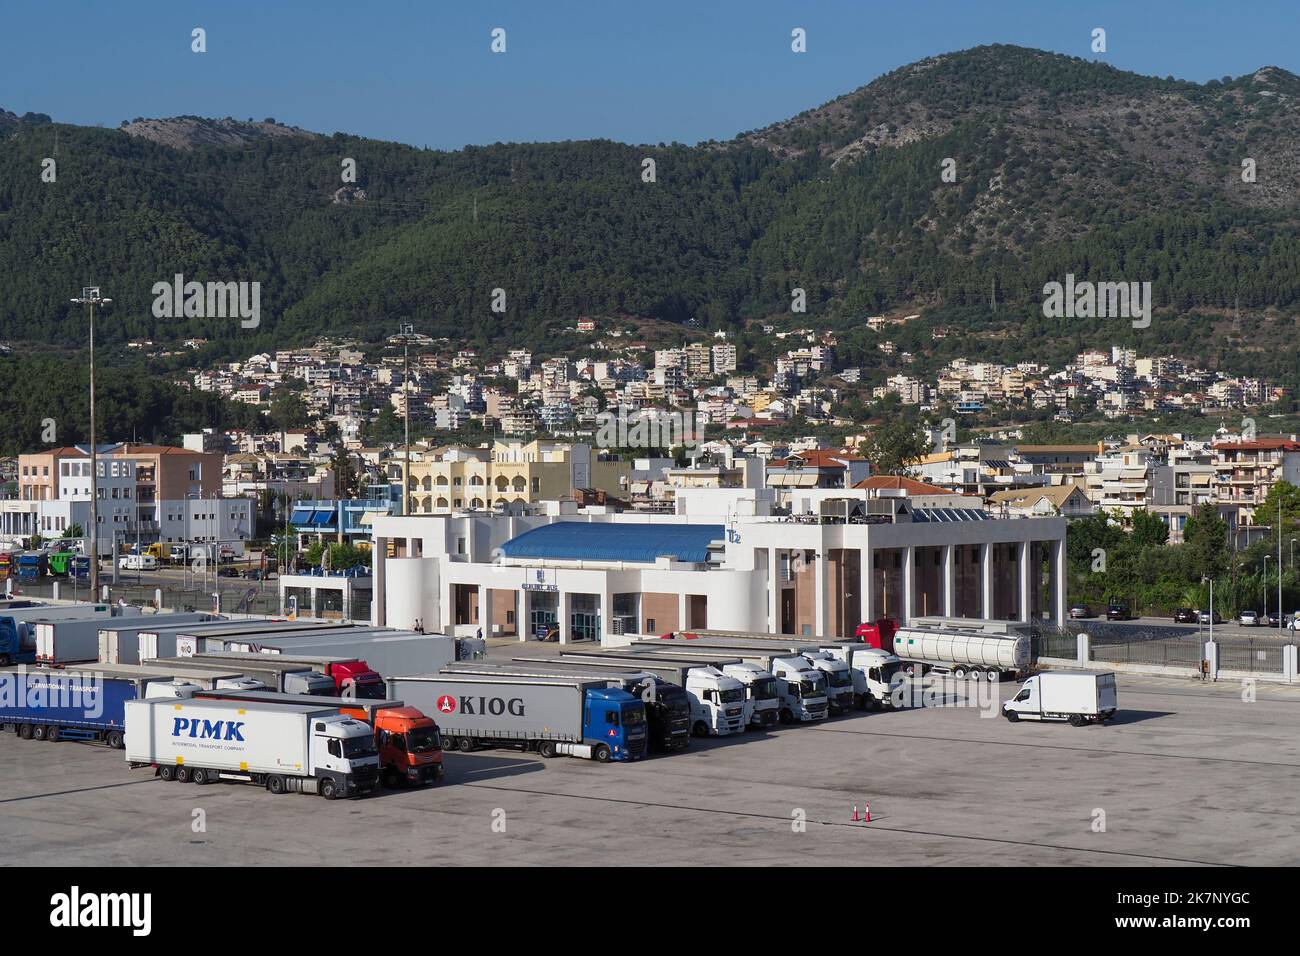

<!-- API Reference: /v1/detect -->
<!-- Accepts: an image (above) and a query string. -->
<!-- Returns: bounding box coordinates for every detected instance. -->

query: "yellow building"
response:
[406,440,630,513]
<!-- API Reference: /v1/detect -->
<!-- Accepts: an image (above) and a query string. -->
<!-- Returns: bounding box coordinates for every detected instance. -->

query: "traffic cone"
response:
[863,803,871,822]
[851,804,860,822]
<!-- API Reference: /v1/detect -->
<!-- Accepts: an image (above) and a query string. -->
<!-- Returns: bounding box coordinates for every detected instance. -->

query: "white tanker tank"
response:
[887,624,1031,681]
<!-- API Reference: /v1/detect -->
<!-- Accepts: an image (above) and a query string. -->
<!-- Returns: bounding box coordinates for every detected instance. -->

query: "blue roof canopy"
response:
[501,522,725,564]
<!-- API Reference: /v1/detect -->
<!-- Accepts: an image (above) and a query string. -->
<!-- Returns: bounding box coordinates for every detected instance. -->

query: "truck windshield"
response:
[880,662,903,684]
[751,677,778,700]
[621,706,646,727]
[799,679,826,698]
[830,672,853,688]
[720,687,744,704]
[661,691,690,715]
[341,735,378,759]
[352,680,386,700]
[407,726,441,754]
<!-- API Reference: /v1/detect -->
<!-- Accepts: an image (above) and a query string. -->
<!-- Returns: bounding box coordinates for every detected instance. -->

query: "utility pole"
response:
[388,324,419,515]
[1280,493,1285,633]
[71,287,111,600]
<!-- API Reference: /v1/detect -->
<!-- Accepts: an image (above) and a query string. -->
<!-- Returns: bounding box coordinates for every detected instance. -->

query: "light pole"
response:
[1263,554,1270,620]
[388,324,419,515]
[71,287,111,600]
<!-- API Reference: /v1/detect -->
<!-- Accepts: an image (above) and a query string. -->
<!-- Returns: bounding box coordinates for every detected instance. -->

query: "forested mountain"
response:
[3,44,1300,369]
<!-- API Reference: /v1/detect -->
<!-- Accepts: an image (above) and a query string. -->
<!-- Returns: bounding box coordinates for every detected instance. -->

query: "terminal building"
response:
[369,481,1068,643]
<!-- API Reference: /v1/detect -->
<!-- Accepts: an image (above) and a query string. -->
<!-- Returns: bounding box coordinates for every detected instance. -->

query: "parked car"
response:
[1198,610,1223,625]
[244,568,276,581]
[1068,604,1093,619]
[1106,603,1131,621]
[1288,613,1300,631]
[1173,608,1198,624]
[217,566,241,578]
[1238,610,1260,627]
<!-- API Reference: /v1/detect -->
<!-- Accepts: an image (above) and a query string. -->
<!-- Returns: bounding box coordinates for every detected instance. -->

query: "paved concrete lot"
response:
[3,667,1298,866]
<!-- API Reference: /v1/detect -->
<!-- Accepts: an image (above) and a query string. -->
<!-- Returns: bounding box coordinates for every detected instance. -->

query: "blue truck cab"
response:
[583,687,648,761]
[0,605,39,665]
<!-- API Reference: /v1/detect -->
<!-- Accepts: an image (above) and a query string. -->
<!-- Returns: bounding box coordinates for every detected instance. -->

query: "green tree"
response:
[864,419,929,476]
[1183,503,1229,583]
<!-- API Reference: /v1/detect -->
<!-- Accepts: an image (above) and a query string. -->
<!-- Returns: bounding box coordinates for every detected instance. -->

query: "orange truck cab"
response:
[195,689,443,788]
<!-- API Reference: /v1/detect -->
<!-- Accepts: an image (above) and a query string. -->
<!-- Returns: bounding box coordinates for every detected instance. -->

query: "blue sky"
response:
[3,1,1297,150]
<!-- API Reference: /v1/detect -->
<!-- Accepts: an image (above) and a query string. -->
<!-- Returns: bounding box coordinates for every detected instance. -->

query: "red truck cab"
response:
[324,660,386,699]
[368,706,443,787]
[854,618,898,651]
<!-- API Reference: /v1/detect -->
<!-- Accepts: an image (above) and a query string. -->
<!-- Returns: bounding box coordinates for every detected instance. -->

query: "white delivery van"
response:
[1002,671,1118,726]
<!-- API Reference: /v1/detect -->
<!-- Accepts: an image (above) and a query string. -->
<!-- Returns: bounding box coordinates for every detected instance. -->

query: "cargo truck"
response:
[210,630,461,682]
[558,652,748,736]
[0,603,111,666]
[142,656,336,696]
[1003,671,1118,726]
[816,644,906,710]
[621,645,828,723]
[35,608,141,664]
[142,620,353,659]
[185,651,385,699]
[125,698,380,797]
[15,551,46,581]
[387,673,647,762]
[621,646,781,729]
[456,659,692,752]
[0,663,261,747]
[97,614,222,665]
[858,620,1032,682]
[196,688,443,787]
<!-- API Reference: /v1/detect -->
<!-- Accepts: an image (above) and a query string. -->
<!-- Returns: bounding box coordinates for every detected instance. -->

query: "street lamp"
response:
[387,324,421,516]
[1263,555,1270,621]
[70,287,112,600]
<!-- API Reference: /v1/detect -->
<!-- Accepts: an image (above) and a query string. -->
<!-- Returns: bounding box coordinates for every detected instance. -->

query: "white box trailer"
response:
[98,614,222,664]
[124,698,380,797]
[1003,671,1118,726]
[36,608,142,664]
[234,631,460,678]
[141,620,351,659]
[142,656,335,696]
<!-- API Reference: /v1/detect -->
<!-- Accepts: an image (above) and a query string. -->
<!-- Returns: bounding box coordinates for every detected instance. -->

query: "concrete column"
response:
[1205,640,1219,681]
[1053,539,1067,627]
[52,581,60,601]
[767,547,779,634]
[1077,631,1090,665]
[981,542,993,620]
[342,582,351,623]
[679,590,689,633]
[516,588,526,642]
[903,546,915,624]
[942,544,955,617]
[372,535,387,626]
[814,551,828,639]
[560,589,572,645]
[601,585,614,646]
[480,586,493,638]
[860,547,874,625]
[1018,541,1031,623]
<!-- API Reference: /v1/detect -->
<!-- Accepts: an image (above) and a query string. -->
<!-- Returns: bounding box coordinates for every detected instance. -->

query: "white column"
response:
[560,589,572,645]
[341,582,351,622]
[903,546,915,624]
[480,585,493,638]
[942,544,955,616]
[516,588,526,642]
[679,590,689,633]
[1018,541,1031,623]
[859,547,874,625]
[372,535,386,626]
[767,547,779,634]
[1053,539,1067,627]
[601,585,614,646]
[814,551,828,639]
[981,543,994,620]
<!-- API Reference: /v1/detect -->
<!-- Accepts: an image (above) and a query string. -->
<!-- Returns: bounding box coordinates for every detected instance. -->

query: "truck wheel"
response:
[953,665,968,679]
[18,724,32,740]
[457,737,474,753]
[31,724,47,741]
[593,744,612,763]
[985,669,1001,683]
[46,726,59,742]
[692,721,708,737]
[192,768,210,785]
[1005,711,1019,723]
[538,740,557,758]
[105,730,123,749]
[1069,714,1086,727]
[175,765,192,783]
[267,775,286,795]
[320,777,338,800]
[866,696,881,712]
[159,765,175,781]
[381,767,400,788]
[778,709,792,725]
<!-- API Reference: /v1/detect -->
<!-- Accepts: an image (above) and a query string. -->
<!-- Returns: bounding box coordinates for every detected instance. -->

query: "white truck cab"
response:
[819,645,905,710]
[312,715,383,790]
[685,666,747,736]
[770,656,829,722]
[800,652,856,715]
[720,662,780,729]
[1003,671,1118,726]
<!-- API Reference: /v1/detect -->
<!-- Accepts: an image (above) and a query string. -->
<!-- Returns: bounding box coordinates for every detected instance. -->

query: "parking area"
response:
[3,667,1298,867]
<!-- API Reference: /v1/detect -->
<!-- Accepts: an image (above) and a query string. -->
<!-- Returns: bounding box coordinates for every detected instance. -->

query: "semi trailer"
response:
[0,603,112,666]
[815,644,906,709]
[144,620,352,658]
[185,651,385,699]
[455,659,692,752]
[0,663,261,747]
[195,688,443,787]
[1003,671,1118,726]
[617,645,828,723]
[387,673,647,762]
[125,698,380,798]
[98,614,222,665]
[212,630,464,681]
[35,608,142,664]
[142,656,336,696]
[557,652,748,736]
[862,620,1033,681]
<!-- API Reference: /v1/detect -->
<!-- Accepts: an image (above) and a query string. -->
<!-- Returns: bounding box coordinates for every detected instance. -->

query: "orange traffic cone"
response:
[851,804,860,822]
[863,803,871,822]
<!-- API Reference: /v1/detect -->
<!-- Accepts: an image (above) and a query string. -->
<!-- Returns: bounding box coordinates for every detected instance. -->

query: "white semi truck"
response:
[1003,671,1118,726]
[816,644,906,710]
[125,698,380,797]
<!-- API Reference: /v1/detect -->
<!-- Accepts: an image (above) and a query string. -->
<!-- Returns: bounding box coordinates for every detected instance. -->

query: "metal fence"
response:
[1216,639,1286,675]
[1090,638,1205,668]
